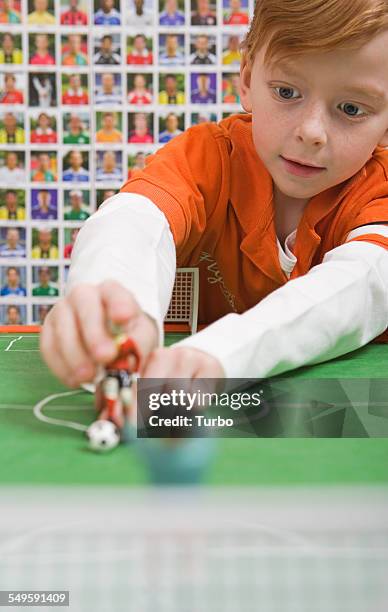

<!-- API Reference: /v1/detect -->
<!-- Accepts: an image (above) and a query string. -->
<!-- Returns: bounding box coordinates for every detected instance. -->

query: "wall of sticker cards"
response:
[0,0,253,325]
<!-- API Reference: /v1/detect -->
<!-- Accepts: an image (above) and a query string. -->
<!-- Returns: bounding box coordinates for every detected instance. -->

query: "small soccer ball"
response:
[86,419,120,452]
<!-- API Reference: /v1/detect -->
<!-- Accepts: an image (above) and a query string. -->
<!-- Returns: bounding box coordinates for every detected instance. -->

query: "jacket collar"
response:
[228,114,366,283]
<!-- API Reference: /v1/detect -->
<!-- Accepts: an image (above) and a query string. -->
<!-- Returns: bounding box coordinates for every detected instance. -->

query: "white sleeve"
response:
[174,240,388,378]
[66,192,176,345]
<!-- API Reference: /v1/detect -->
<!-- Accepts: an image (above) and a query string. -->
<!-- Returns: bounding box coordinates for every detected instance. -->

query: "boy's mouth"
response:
[280,156,326,178]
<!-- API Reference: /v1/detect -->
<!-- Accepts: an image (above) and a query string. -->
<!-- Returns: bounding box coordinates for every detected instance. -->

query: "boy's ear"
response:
[239,52,253,113]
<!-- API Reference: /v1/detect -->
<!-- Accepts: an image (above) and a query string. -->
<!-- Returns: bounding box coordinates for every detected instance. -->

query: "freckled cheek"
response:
[331,135,372,178]
[252,107,283,155]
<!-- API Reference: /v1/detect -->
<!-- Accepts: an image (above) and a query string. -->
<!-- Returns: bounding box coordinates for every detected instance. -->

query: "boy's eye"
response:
[273,86,300,100]
[339,102,365,118]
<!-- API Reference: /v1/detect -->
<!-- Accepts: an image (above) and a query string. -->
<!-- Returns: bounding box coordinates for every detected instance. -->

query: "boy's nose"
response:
[294,106,328,147]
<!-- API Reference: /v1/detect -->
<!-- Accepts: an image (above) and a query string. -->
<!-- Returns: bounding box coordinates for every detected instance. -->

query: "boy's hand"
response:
[141,346,225,379]
[40,280,158,388]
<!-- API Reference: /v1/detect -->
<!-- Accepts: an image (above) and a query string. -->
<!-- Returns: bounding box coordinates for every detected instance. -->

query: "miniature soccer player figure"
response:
[0,33,22,64]
[100,335,140,428]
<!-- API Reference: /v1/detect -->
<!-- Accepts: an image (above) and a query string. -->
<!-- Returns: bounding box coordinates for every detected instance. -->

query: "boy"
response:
[41,0,388,389]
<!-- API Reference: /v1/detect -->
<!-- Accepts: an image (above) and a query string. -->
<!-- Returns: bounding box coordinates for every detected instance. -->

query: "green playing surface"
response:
[0,332,387,486]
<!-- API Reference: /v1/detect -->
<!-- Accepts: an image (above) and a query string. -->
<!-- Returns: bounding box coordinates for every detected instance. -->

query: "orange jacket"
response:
[121,113,388,340]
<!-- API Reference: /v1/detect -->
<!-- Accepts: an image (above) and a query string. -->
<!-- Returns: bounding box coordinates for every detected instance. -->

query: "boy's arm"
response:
[66,192,176,345]
[40,192,178,386]
[172,238,388,378]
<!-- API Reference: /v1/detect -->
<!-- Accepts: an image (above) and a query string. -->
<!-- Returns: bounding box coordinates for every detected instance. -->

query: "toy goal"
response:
[165,268,199,334]
[0,267,200,336]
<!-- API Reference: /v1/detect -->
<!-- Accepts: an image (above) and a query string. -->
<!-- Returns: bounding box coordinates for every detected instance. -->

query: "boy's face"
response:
[240,31,388,205]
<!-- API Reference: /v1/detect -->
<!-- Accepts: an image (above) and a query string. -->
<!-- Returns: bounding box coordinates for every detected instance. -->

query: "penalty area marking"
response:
[33,390,89,433]
[4,336,22,352]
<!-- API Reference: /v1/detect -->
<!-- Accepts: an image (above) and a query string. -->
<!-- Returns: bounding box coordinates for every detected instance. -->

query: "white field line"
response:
[4,336,22,351]
[0,404,93,411]
[33,390,89,432]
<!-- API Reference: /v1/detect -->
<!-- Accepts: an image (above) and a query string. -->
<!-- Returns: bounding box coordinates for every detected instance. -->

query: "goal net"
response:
[165,268,199,334]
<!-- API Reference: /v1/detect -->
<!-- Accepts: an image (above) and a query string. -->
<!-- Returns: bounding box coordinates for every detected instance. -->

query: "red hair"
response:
[242,0,388,65]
